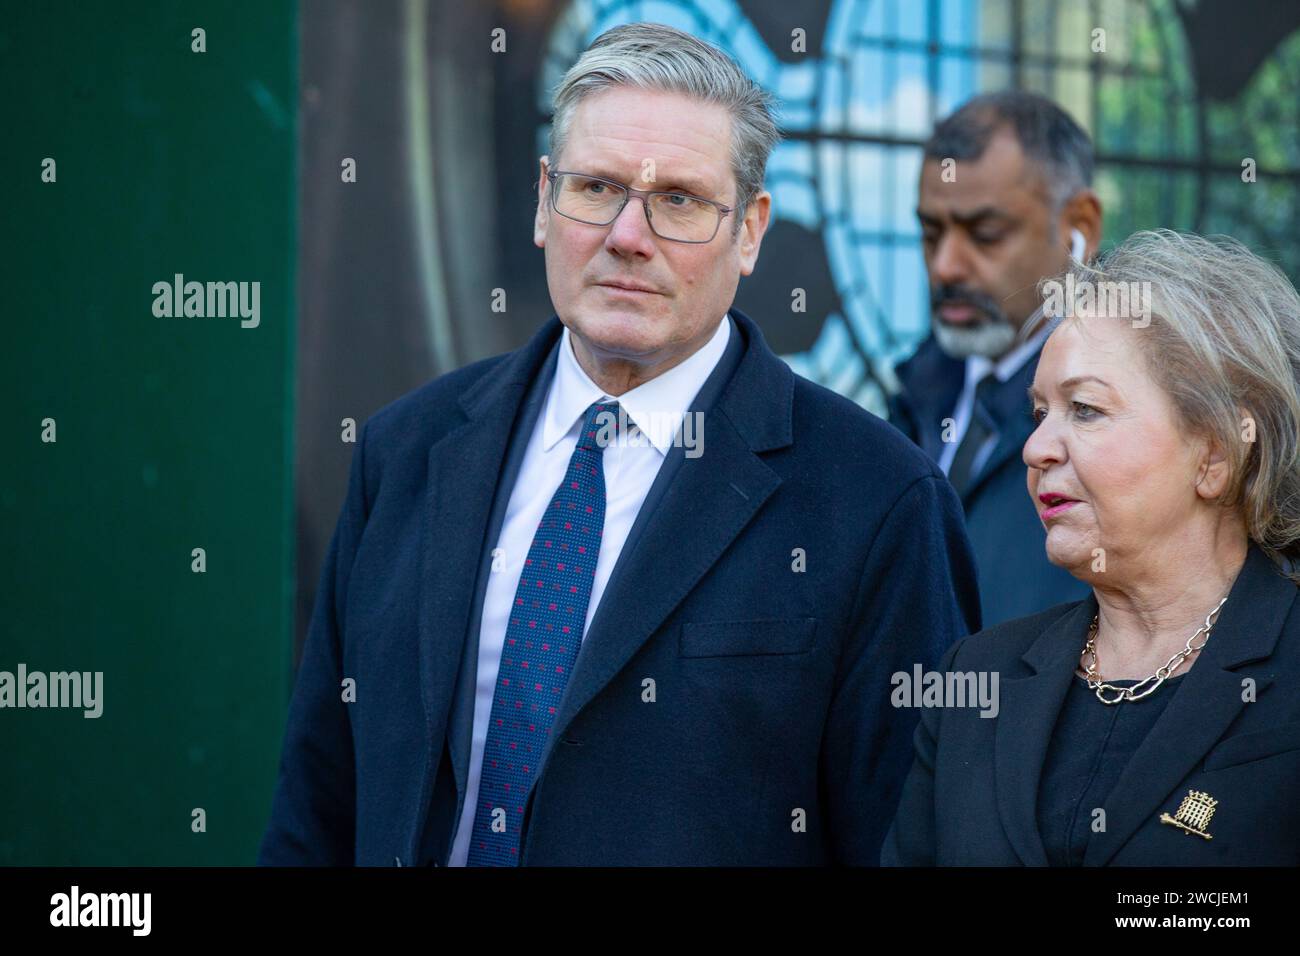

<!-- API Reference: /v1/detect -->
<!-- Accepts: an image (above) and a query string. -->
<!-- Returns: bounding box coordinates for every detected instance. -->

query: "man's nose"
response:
[930,233,969,285]
[604,194,658,257]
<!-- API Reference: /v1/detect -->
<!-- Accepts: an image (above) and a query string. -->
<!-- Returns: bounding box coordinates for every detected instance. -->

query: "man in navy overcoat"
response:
[260,22,979,867]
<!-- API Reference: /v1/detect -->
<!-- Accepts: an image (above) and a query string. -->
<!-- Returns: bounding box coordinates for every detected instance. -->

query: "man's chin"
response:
[932,317,1017,360]
[568,313,661,360]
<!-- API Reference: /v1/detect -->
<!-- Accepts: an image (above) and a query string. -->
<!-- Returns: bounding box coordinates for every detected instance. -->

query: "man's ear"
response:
[534,156,551,248]
[1060,188,1102,262]
[738,189,772,277]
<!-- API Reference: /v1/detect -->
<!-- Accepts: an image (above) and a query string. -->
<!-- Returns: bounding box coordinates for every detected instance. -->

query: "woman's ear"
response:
[1194,431,1234,500]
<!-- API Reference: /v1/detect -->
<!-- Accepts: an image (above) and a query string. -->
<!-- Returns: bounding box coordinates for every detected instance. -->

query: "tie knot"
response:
[581,401,622,450]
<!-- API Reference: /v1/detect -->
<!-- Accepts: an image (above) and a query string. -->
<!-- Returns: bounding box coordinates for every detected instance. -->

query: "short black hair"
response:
[923,90,1094,207]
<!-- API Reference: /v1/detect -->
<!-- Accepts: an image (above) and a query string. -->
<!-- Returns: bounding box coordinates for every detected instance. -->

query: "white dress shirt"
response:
[448,313,732,865]
[937,319,1053,479]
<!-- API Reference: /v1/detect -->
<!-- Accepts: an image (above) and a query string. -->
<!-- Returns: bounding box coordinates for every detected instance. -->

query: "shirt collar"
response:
[541,313,732,455]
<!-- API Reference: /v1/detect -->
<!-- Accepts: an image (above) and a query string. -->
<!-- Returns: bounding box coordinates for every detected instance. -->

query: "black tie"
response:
[948,373,999,498]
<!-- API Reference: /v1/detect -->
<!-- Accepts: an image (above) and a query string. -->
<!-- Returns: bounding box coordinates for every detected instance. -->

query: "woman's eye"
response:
[1030,406,1047,424]
[1072,401,1098,420]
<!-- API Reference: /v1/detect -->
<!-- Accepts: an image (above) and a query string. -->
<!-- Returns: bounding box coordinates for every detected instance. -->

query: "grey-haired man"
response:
[261,22,979,867]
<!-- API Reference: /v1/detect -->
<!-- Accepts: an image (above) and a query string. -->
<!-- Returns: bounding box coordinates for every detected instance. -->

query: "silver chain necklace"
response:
[1081,596,1228,704]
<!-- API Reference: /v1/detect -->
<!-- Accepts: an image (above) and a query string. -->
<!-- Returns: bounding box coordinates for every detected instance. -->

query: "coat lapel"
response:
[994,598,1095,865]
[414,318,565,844]
[1083,544,1296,865]
[533,310,794,782]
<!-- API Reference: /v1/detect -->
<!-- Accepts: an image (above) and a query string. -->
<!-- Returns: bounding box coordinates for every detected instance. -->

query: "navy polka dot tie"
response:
[466,400,620,865]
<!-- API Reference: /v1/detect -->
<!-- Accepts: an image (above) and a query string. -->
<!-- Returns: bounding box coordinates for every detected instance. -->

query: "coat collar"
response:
[994,541,1297,866]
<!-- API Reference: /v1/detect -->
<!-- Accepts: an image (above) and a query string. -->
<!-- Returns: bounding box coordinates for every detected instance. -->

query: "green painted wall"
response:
[1,2,297,864]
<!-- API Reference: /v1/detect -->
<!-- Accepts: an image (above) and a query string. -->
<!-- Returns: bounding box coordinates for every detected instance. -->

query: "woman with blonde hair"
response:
[884,230,1300,865]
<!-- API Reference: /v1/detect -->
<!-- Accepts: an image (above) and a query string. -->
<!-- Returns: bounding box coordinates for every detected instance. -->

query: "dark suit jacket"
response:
[258,307,981,866]
[882,542,1300,866]
[887,335,1088,627]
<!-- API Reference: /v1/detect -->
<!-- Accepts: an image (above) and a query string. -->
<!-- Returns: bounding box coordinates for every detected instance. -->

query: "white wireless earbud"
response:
[1069,228,1087,262]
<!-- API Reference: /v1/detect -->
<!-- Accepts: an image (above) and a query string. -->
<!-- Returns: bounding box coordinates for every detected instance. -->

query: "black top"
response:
[1036,671,1186,867]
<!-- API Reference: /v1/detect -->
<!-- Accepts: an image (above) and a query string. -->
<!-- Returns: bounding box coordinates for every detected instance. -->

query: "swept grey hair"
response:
[546,22,782,238]
[1065,229,1300,580]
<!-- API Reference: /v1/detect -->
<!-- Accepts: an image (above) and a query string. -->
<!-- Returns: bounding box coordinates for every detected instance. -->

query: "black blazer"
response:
[887,335,1088,627]
[883,542,1300,865]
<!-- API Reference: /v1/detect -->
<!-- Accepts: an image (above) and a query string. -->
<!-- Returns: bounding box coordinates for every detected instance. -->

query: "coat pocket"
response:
[679,618,817,658]
[1202,719,1300,771]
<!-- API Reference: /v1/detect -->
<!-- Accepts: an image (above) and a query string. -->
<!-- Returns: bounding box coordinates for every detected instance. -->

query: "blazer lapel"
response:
[995,597,1096,865]
[1083,543,1297,865]
[533,309,794,782]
